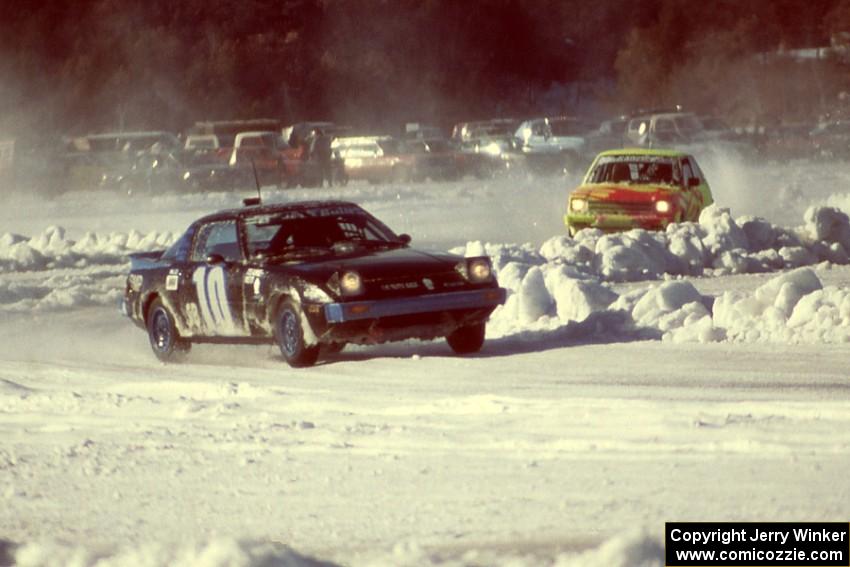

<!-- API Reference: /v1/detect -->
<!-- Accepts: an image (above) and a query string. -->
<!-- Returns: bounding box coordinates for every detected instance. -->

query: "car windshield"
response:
[244,206,403,259]
[588,156,679,185]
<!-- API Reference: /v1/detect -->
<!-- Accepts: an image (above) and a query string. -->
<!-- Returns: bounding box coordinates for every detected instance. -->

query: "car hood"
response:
[267,247,463,280]
[570,183,680,202]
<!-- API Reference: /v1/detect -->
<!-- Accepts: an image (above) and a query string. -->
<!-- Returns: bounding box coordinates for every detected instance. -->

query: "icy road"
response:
[1,153,850,566]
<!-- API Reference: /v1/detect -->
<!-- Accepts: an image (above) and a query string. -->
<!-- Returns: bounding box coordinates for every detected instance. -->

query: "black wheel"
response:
[147,298,190,362]
[446,323,486,354]
[275,300,320,367]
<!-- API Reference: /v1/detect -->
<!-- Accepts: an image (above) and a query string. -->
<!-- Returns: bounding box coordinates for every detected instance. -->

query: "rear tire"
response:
[147,298,190,362]
[275,300,320,367]
[446,323,486,354]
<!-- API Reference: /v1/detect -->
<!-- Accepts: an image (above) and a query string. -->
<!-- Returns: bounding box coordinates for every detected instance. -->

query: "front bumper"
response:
[324,288,506,323]
[565,211,675,233]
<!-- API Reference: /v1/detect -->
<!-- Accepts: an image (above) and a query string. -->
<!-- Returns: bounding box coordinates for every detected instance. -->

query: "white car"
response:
[514,117,592,155]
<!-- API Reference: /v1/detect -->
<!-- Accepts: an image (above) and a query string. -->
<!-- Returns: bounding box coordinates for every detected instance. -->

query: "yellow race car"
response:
[565,149,713,236]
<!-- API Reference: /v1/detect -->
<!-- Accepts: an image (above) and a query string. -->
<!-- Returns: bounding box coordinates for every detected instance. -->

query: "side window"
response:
[688,157,705,181]
[191,220,242,262]
[681,159,694,186]
[655,119,674,132]
[161,225,196,263]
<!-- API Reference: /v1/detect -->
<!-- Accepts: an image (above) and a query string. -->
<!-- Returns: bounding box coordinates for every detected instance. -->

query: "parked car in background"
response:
[333,136,415,184]
[63,131,181,192]
[583,117,630,157]
[809,121,850,159]
[122,200,506,367]
[402,123,445,141]
[514,116,593,173]
[625,112,705,147]
[452,118,521,177]
[229,131,285,187]
[565,149,713,236]
[184,134,220,152]
[404,138,460,181]
[189,119,281,152]
[279,122,352,187]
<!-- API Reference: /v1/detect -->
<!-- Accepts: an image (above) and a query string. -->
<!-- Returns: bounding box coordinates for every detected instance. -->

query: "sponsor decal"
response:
[381,281,419,291]
[422,278,435,290]
[165,274,179,291]
[243,269,265,296]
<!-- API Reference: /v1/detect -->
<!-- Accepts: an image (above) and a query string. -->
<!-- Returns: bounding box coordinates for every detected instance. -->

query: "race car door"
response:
[183,219,249,337]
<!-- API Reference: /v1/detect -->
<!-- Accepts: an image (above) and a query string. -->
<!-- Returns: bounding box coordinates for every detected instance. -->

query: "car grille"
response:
[364,271,464,298]
[587,201,655,215]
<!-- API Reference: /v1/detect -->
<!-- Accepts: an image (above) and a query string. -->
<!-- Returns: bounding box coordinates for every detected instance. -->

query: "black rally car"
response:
[122,200,506,367]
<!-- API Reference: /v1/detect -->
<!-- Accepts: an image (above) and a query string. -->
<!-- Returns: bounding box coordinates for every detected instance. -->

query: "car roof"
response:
[194,200,364,225]
[596,148,690,158]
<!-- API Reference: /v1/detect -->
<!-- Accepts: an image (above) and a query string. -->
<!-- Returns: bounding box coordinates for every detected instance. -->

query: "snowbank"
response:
[462,205,850,344]
[0,226,174,273]
[536,205,850,282]
[4,531,667,567]
[489,263,850,345]
[8,538,335,567]
[352,531,663,566]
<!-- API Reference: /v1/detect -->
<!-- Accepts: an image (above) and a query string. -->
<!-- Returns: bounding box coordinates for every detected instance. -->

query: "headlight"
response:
[655,200,671,213]
[481,142,502,157]
[458,258,493,283]
[570,198,587,212]
[340,271,363,295]
[468,258,492,282]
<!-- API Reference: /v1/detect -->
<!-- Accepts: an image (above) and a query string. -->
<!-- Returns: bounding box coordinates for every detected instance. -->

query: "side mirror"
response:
[688,177,700,187]
[206,253,225,264]
[398,234,412,245]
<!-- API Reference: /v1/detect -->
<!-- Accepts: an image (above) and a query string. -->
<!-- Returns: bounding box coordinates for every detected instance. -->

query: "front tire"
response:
[275,300,320,367]
[147,298,190,362]
[446,323,486,354]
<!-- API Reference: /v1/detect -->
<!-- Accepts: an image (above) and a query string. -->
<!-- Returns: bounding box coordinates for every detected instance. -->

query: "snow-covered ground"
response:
[1,155,850,566]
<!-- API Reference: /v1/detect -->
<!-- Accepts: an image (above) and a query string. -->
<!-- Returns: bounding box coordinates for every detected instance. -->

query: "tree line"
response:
[2,0,850,143]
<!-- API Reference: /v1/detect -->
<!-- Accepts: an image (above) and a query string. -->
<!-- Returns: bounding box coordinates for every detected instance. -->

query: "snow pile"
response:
[552,531,663,567]
[489,260,850,345]
[8,538,334,567]
[0,269,126,312]
[533,205,850,283]
[354,531,663,566]
[0,226,175,272]
[705,267,850,344]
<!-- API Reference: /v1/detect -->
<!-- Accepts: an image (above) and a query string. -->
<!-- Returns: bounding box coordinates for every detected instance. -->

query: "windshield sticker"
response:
[597,155,674,164]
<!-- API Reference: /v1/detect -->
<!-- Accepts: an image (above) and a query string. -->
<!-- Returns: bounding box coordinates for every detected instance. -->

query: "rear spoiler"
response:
[128,250,166,271]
